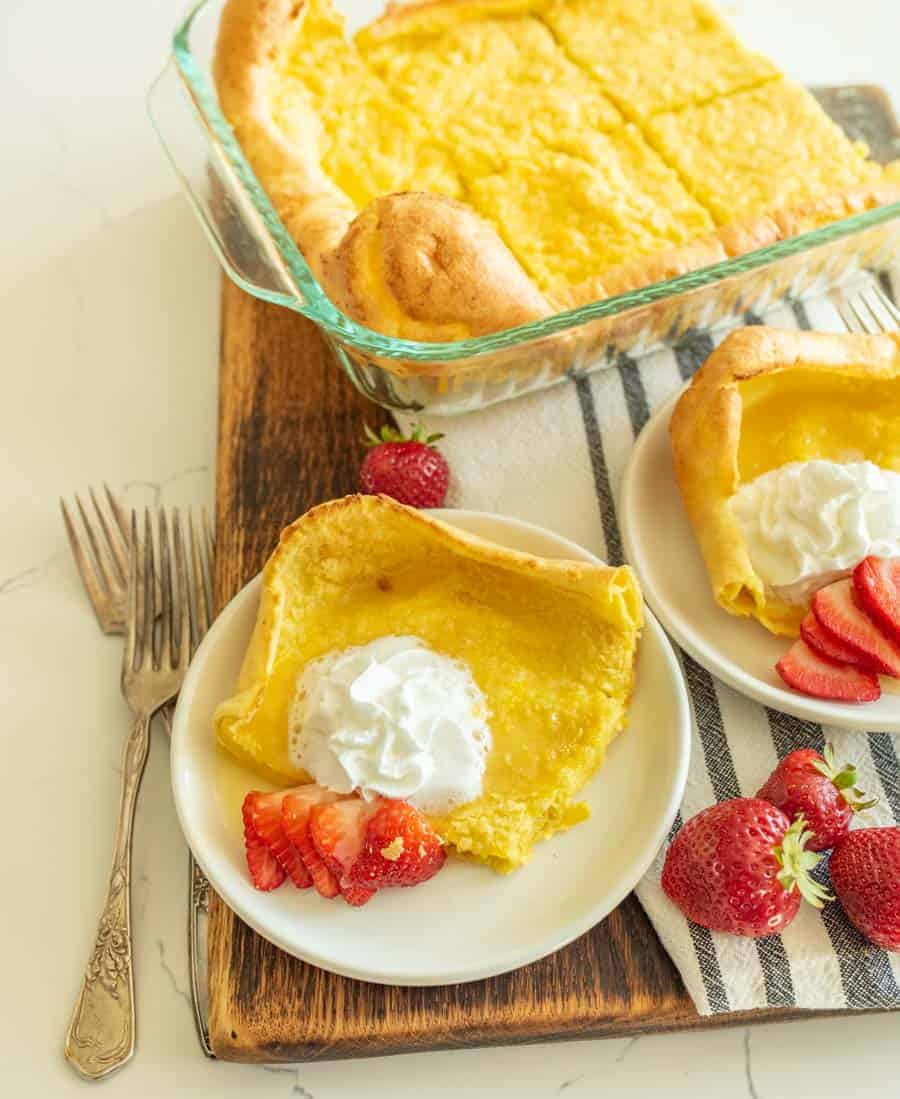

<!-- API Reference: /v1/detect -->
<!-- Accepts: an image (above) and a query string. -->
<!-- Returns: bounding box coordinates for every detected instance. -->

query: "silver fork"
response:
[184,511,215,1059]
[60,484,130,633]
[835,281,900,334]
[65,510,191,1080]
[60,489,215,1058]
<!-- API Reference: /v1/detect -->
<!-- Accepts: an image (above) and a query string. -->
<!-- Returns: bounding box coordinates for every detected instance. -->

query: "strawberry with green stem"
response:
[662,798,830,937]
[360,424,449,509]
[756,744,877,851]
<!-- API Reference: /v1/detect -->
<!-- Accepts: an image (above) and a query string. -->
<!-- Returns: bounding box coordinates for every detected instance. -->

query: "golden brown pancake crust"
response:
[214,494,644,870]
[670,327,900,635]
[214,0,900,343]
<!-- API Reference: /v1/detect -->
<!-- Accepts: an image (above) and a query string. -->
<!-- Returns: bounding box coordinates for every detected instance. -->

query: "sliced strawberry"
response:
[244,827,286,891]
[854,557,900,645]
[341,883,378,907]
[282,786,340,899]
[813,578,900,677]
[776,639,881,702]
[243,790,311,889]
[800,612,873,669]
[310,798,382,907]
[349,800,446,889]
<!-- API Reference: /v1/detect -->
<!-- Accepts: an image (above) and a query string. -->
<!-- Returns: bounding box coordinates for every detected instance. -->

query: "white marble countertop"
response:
[3,0,899,1093]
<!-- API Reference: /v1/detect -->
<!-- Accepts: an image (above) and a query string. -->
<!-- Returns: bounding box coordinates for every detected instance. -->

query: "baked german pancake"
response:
[213,0,900,341]
[215,495,643,871]
[670,327,900,637]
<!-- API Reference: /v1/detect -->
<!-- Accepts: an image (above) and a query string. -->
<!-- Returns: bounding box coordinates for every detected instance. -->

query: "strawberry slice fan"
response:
[778,564,900,702]
[242,787,446,907]
[393,271,900,1016]
[855,557,900,642]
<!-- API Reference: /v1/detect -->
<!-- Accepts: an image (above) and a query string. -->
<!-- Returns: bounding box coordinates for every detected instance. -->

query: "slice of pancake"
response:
[215,495,643,871]
[466,127,715,294]
[670,327,900,636]
[542,0,779,120]
[645,79,883,227]
[358,12,623,177]
[270,0,463,207]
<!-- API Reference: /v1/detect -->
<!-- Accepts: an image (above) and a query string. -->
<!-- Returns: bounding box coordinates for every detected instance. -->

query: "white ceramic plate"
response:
[171,510,691,986]
[620,395,900,732]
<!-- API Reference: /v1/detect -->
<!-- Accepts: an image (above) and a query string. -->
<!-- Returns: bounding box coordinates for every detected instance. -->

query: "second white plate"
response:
[620,394,900,732]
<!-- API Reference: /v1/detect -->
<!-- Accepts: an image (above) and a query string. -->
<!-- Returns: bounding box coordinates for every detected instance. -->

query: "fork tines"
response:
[124,508,193,676]
[60,484,130,634]
[64,488,215,662]
[188,509,215,644]
[836,282,900,335]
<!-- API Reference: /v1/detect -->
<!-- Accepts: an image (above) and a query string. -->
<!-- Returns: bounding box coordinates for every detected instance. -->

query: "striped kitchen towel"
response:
[397,271,900,1015]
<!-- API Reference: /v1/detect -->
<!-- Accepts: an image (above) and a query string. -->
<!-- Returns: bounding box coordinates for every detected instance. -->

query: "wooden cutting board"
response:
[209,87,898,1062]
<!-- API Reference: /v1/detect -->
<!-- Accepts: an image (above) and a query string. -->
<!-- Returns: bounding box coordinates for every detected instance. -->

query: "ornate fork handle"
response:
[188,852,214,1056]
[65,713,152,1080]
[157,704,214,1057]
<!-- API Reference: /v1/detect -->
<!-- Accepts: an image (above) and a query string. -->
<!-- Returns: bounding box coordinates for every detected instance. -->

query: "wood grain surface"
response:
[208,281,819,1062]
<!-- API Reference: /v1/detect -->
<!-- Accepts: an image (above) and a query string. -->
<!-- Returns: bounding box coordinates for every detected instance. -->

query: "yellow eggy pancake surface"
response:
[214,495,643,871]
[215,0,900,338]
[645,79,880,226]
[466,127,714,293]
[737,370,900,481]
[272,0,463,207]
[670,327,900,636]
[359,13,623,177]
[543,0,778,120]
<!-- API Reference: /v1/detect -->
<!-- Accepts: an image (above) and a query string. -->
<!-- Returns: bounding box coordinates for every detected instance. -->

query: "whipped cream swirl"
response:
[288,636,490,814]
[731,459,900,603]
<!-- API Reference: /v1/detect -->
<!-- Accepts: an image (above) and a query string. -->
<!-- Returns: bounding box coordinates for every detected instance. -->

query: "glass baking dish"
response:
[148,0,900,416]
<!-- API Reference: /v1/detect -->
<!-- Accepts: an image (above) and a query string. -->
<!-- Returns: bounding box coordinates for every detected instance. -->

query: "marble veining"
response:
[156,940,192,1011]
[0,566,42,596]
[262,1066,316,1098]
[557,1074,585,1091]
[744,1030,762,1099]
[123,465,211,509]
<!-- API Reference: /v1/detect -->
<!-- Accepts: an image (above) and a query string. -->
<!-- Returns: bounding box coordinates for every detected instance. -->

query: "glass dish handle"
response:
[148,60,306,307]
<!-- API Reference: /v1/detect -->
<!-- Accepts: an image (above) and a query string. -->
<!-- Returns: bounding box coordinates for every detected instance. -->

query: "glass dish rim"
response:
[170,0,900,363]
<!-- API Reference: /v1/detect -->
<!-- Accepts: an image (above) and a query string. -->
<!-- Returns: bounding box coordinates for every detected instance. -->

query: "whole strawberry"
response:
[756,744,877,851]
[349,799,446,889]
[360,424,449,508]
[662,798,829,937]
[831,827,900,950]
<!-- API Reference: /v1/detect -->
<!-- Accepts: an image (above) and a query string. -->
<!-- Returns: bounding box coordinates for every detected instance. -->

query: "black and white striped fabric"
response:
[397,271,900,1014]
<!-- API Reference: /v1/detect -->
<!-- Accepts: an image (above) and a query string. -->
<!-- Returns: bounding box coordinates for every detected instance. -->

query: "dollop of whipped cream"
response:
[288,636,490,814]
[731,460,900,603]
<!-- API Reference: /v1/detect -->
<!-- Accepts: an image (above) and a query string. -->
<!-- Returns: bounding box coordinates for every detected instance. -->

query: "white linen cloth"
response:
[397,274,900,1014]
